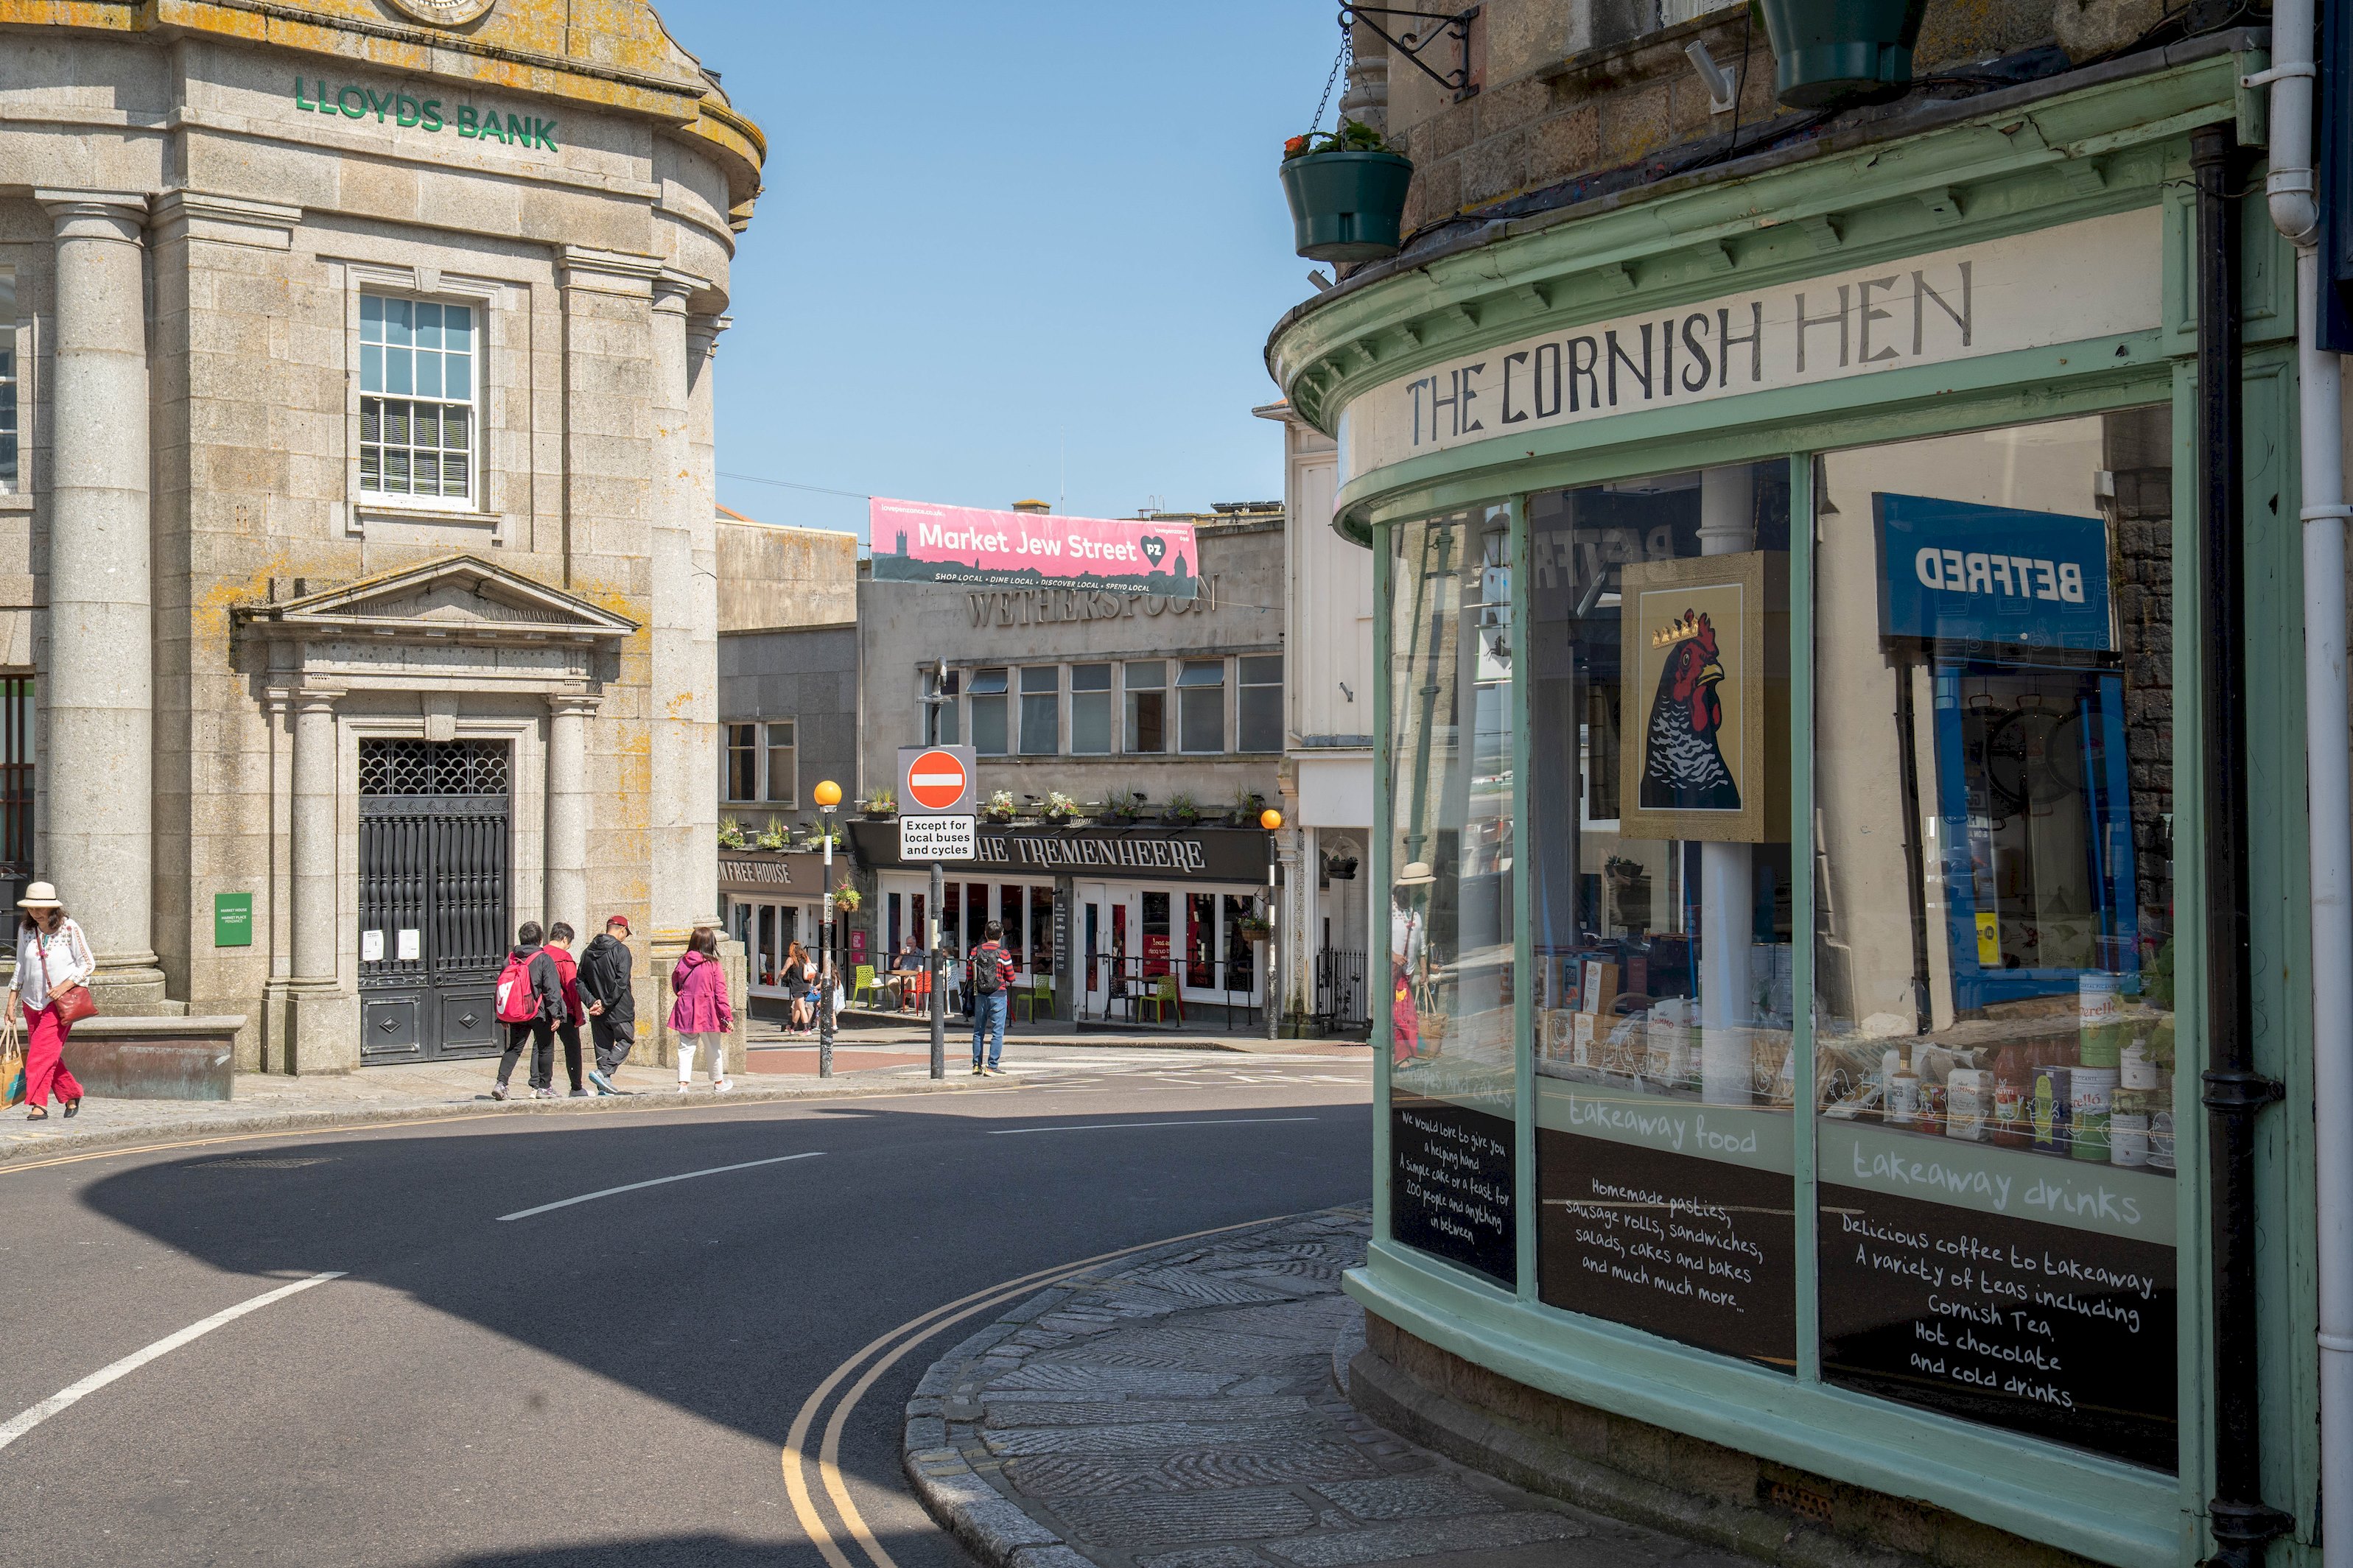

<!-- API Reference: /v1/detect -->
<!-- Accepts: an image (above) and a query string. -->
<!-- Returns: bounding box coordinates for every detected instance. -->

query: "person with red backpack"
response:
[967,920,1014,1076]
[492,921,566,1101]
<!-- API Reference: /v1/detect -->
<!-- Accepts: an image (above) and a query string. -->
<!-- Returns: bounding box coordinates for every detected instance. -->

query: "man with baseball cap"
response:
[576,913,638,1094]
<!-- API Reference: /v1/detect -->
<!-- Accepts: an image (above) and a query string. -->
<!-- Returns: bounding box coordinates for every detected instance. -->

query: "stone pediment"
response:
[238,556,637,647]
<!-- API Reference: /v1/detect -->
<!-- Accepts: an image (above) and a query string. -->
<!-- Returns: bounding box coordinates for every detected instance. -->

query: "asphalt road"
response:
[0,1047,1373,1567]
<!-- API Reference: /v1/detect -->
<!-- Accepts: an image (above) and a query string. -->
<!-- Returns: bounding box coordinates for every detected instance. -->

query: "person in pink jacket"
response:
[669,926,735,1092]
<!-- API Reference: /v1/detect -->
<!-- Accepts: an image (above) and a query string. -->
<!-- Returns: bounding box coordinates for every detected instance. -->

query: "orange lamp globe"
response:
[1260,808,1284,831]
[813,780,843,809]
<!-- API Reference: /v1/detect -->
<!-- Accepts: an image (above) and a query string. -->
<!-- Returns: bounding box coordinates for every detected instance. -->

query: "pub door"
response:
[357,739,513,1062]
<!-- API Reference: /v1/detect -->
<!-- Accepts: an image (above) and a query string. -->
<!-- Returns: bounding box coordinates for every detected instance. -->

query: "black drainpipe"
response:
[2191,121,2293,1568]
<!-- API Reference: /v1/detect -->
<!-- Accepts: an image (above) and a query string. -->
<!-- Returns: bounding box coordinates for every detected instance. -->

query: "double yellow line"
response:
[781,1212,1300,1568]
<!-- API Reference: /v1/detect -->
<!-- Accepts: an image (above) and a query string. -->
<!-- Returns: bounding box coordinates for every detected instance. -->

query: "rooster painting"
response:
[1640,609,1742,811]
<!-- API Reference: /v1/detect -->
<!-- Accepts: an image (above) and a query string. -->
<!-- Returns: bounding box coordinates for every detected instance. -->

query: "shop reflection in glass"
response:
[1813,410,2178,1470]
[1527,463,1798,1368]
[1387,506,1518,1286]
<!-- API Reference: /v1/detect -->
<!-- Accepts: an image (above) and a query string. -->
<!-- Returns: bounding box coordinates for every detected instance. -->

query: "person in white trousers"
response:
[667,927,735,1092]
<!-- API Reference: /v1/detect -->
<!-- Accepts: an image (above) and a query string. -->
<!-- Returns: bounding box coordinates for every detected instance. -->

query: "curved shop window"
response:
[1381,404,2180,1477]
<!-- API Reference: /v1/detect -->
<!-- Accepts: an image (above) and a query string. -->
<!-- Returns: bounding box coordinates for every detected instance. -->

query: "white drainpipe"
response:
[2249,2,2352,1560]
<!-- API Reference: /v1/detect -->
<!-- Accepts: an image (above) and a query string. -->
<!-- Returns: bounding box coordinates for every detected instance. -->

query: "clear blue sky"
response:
[651,1,1339,541]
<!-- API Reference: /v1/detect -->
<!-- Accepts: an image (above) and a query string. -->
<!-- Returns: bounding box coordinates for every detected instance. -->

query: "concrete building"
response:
[1258,402,1372,1036]
[851,501,1287,1021]
[0,0,763,1074]
[713,507,860,1005]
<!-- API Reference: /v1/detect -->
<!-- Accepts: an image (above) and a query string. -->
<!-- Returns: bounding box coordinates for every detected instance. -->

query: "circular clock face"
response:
[384,0,498,24]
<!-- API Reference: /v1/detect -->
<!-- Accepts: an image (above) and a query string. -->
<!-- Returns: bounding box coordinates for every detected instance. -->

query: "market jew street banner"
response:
[1336,209,2162,485]
[869,498,1200,598]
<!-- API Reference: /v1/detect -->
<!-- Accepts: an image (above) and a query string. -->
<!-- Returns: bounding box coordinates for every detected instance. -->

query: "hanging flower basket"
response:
[1280,122,1412,264]
[1756,0,1926,109]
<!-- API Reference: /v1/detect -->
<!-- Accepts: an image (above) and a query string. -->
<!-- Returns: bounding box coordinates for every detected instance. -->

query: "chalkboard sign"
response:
[1819,1181,2176,1471]
[1538,1127,1797,1370]
[1391,1092,1516,1287]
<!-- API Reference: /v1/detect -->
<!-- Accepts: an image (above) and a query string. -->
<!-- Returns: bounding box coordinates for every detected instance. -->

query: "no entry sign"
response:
[897,744,975,862]
[900,745,975,814]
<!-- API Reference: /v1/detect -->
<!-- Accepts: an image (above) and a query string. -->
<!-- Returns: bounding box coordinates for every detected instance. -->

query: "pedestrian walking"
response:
[670,925,734,1092]
[4,883,91,1121]
[545,921,589,1097]
[578,914,636,1094]
[492,921,566,1100]
[967,920,1014,1076]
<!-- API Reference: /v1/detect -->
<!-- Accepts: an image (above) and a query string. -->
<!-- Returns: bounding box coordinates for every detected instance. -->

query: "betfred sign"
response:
[898,745,975,816]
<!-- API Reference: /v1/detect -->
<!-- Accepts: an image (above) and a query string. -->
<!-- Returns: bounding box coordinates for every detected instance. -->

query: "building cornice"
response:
[1264,33,2261,443]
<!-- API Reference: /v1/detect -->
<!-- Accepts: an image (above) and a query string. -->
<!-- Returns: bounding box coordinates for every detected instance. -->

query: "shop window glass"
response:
[0,270,15,493]
[359,294,475,503]
[1020,666,1060,755]
[1812,409,2178,1472]
[1000,884,1025,968]
[1387,505,1518,1287]
[1032,885,1056,979]
[1238,655,1283,753]
[1526,464,1796,1368]
[1223,893,1257,993]
[763,720,796,806]
[1186,893,1217,989]
[1141,891,1173,977]
[723,723,758,803]
[1126,662,1167,753]
[1178,660,1226,753]
[1070,664,1113,754]
[968,668,1009,756]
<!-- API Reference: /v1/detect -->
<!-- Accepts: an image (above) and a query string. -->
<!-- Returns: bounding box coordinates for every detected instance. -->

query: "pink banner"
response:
[868,497,1200,598]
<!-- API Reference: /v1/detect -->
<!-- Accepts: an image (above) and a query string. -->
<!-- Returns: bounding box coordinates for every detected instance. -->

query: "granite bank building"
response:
[0,0,762,1072]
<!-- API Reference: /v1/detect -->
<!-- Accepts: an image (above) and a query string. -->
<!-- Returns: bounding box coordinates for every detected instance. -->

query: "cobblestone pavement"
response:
[905,1209,1750,1568]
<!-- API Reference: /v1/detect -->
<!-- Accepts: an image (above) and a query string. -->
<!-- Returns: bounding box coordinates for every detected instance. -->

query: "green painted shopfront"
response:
[1271,15,2344,1568]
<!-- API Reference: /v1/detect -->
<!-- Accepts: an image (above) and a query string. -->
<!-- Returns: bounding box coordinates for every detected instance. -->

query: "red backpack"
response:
[495,952,540,1024]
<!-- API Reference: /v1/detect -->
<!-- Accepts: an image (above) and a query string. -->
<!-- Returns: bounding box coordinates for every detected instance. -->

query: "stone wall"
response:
[719,623,861,824]
[717,515,859,631]
[1357,0,2075,245]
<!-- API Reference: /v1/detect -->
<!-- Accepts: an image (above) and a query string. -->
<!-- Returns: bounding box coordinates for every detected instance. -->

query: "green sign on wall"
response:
[214,893,253,949]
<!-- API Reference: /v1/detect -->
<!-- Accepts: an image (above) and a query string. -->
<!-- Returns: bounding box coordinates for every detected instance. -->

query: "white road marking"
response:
[497,1151,824,1220]
[0,1271,345,1455]
[986,1117,1319,1136]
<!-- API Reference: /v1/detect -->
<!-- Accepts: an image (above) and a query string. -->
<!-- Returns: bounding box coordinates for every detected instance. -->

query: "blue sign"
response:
[1875,493,2112,650]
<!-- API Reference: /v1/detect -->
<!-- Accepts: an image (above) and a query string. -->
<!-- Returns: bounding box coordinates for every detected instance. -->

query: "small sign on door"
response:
[397,929,421,961]
[361,929,385,963]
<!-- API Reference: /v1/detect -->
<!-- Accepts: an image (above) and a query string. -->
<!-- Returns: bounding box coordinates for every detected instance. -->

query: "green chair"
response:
[1018,974,1054,1022]
[1139,973,1184,1025]
[849,963,877,1009]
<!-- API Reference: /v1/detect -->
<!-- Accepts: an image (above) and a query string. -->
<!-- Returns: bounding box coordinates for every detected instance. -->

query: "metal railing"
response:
[1075,952,1263,1030]
[1315,947,1371,1035]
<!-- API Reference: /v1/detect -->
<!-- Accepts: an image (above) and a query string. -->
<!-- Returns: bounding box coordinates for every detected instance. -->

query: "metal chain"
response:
[1308,24,1353,136]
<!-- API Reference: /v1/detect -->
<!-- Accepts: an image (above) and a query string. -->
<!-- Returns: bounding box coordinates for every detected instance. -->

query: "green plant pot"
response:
[1280,150,1414,263]
[1756,0,1926,109]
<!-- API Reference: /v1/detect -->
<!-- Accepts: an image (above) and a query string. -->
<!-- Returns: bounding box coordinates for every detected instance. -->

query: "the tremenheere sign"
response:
[1335,209,2161,486]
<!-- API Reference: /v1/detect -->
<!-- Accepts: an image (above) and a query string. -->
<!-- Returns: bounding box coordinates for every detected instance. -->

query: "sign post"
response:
[899,741,976,1080]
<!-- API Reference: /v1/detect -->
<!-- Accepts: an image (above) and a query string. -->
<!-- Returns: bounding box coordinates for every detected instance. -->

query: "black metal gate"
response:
[357,739,511,1062]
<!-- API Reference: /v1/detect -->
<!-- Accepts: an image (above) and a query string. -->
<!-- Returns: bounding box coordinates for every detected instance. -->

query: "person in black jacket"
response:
[577,914,638,1095]
[493,921,567,1101]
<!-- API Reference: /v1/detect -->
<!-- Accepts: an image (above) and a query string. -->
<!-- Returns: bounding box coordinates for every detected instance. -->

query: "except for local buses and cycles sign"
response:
[897,745,976,861]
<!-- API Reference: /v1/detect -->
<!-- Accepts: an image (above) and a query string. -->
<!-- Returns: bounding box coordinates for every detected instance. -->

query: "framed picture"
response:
[1616,550,1788,843]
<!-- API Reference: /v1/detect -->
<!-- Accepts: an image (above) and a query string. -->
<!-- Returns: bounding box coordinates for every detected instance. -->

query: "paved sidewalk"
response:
[0,1046,1014,1167]
[904,1209,1749,1568]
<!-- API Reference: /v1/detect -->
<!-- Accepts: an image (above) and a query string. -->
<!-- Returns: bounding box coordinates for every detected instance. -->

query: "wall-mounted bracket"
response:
[1342,5,1481,102]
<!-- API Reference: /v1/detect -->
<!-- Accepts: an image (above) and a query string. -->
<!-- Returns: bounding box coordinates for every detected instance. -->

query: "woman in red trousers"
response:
[6,882,91,1120]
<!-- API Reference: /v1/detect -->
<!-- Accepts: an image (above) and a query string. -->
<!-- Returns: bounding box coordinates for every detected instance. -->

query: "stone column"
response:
[37,190,166,1010]
[647,275,701,945]
[545,694,597,929]
[684,309,728,936]
[287,686,354,1072]
[260,686,296,1072]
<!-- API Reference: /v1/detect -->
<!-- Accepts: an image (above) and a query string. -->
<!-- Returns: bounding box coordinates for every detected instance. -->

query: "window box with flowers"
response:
[1279,119,1412,263]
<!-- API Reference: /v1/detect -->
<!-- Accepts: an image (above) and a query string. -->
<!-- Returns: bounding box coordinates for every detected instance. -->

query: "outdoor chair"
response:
[1018,975,1053,1022]
[849,963,877,1009]
[1140,973,1183,1025]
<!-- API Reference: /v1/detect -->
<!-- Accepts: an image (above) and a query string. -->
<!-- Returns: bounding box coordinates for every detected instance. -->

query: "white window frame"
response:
[723,722,760,804]
[340,263,507,537]
[1237,654,1283,753]
[1176,658,1228,756]
[763,720,798,807]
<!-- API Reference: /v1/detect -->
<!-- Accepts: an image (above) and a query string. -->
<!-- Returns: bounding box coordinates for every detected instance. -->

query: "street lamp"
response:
[815,778,842,1079]
[1261,808,1283,1041]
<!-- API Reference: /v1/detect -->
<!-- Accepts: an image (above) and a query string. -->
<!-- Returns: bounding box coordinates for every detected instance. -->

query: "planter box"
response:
[1280,150,1414,262]
[60,1015,248,1100]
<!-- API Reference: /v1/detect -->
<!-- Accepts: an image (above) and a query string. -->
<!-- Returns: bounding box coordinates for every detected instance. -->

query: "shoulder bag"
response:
[37,927,98,1025]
